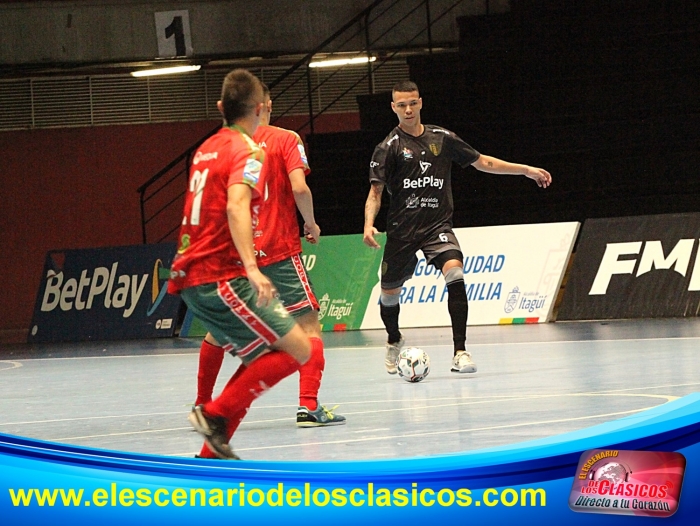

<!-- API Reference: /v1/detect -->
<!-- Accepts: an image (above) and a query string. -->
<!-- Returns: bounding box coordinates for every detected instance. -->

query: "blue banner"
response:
[2,394,699,524]
[28,243,181,342]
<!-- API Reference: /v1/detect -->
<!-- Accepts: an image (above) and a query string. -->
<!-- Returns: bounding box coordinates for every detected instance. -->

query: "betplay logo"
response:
[403,175,444,190]
[40,259,167,319]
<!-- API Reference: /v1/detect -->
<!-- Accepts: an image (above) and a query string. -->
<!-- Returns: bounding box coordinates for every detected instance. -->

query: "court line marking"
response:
[0,411,193,427]
[171,405,661,456]
[0,361,22,372]
[50,427,192,441]
[352,428,390,434]
[7,333,700,361]
[43,392,675,442]
[232,406,660,453]
[335,335,700,351]
[2,382,697,427]
[3,353,196,362]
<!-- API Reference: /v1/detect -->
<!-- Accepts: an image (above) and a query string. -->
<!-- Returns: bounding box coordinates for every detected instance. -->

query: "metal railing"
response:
[137,0,467,244]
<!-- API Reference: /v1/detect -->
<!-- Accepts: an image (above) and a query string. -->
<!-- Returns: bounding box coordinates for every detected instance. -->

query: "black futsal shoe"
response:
[188,405,239,460]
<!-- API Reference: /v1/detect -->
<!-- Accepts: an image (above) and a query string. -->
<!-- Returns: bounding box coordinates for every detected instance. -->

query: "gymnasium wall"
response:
[0,113,359,343]
[0,0,507,68]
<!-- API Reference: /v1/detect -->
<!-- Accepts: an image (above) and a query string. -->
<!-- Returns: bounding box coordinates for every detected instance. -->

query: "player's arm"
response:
[471,154,552,188]
[289,168,320,244]
[363,182,384,249]
[226,183,274,306]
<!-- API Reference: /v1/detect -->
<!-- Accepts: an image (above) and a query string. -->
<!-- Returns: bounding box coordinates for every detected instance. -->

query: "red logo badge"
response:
[569,449,686,517]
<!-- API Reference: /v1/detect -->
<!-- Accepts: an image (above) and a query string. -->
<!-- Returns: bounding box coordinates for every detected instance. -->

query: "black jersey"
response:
[369,125,480,242]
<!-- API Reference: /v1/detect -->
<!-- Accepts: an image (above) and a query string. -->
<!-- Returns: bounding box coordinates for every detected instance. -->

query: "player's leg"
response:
[380,238,418,373]
[183,278,309,459]
[196,361,247,458]
[294,310,344,426]
[380,286,403,373]
[441,258,476,372]
[193,326,310,459]
[296,310,325,410]
[425,232,477,374]
[265,255,345,426]
[194,332,225,406]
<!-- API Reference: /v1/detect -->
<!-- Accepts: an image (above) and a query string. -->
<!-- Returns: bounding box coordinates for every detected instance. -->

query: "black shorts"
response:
[381,229,463,289]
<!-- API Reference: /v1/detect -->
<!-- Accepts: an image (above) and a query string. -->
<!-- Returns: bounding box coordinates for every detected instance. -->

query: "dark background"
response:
[309,0,700,236]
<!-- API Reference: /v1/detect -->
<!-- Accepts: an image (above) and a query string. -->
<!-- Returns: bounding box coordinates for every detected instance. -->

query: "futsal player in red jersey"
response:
[168,69,312,460]
[194,84,346,428]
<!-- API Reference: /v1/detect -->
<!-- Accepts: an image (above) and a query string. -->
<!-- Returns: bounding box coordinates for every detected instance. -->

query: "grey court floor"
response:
[1,318,699,462]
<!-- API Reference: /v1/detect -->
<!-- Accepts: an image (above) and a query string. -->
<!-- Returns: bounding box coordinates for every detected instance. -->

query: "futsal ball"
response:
[396,347,430,383]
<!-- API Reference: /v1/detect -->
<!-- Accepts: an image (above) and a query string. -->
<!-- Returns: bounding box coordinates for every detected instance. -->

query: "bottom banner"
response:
[2,394,699,524]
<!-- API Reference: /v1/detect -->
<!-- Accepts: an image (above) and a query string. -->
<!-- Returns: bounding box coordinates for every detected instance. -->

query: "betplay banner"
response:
[29,244,181,342]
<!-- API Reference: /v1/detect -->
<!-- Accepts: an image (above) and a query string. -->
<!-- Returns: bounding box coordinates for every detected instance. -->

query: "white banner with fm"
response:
[360,222,580,328]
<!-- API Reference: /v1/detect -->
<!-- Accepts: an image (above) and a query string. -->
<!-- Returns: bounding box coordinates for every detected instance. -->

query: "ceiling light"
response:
[308,56,376,68]
[130,65,201,77]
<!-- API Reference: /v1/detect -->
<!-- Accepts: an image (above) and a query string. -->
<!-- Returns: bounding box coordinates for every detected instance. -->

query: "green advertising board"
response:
[301,233,385,332]
[180,233,385,337]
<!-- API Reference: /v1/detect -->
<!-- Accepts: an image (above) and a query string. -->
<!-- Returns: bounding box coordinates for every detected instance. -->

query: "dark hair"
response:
[261,82,270,98]
[392,80,419,95]
[220,69,263,123]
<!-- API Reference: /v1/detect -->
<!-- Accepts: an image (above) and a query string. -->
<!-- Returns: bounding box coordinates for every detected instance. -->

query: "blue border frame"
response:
[2,394,699,524]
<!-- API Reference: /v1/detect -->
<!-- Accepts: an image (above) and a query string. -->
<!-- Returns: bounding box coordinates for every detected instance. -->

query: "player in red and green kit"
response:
[168,69,313,460]
[193,84,345,428]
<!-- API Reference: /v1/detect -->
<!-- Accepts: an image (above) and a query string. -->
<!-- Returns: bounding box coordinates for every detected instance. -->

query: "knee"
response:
[380,289,401,306]
[443,266,464,285]
[298,311,322,339]
[273,325,311,365]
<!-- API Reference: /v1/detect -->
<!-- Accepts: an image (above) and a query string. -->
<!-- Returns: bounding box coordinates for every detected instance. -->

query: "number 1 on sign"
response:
[154,11,192,58]
[164,16,186,56]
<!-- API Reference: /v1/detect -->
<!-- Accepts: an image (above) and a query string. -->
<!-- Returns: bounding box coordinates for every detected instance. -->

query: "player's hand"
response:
[246,267,275,307]
[525,166,552,188]
[304,222,321,244]
[363,226,381,249]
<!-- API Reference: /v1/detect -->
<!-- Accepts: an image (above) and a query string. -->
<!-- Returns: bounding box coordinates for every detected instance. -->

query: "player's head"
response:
[260,82,272,126]
[217,69,264,127]
[391,80,422,129]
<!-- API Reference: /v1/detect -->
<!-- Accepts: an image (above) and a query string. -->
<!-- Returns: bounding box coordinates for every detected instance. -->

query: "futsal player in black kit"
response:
[363,81,552,374]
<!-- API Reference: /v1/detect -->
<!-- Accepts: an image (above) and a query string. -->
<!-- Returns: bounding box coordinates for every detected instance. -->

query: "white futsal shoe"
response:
[451,351,477,373]
[384,337,405,374]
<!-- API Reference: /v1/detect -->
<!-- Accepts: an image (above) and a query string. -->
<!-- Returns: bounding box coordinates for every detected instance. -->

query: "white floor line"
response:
[0,411,189,427]
[170,406,654,457]
[4,382,696,427]
[6,353,196,362]
[41,392,674,442]
[50,426,192,441]
[0,361,22,371]
[8,333,700,361]
[335,335,700,352]
[234,406,658,452]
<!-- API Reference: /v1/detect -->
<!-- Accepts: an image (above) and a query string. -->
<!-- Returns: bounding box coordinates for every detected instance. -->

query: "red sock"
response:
[195,340,225,406]
[205,350,301,420]
[299,337,325,411]
[198,363,247,459]
[198,351,300,458]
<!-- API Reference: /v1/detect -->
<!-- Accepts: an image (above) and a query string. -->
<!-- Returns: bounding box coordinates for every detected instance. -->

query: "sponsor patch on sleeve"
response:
[297,144,309,167]
[243,158,262,187]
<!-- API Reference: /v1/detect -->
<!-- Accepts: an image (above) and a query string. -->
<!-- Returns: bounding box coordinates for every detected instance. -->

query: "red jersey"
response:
[253,125,310,267]
[168,126,264,293]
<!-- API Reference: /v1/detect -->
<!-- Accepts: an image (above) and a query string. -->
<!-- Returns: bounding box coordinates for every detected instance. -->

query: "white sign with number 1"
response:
[155,11,193,58]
